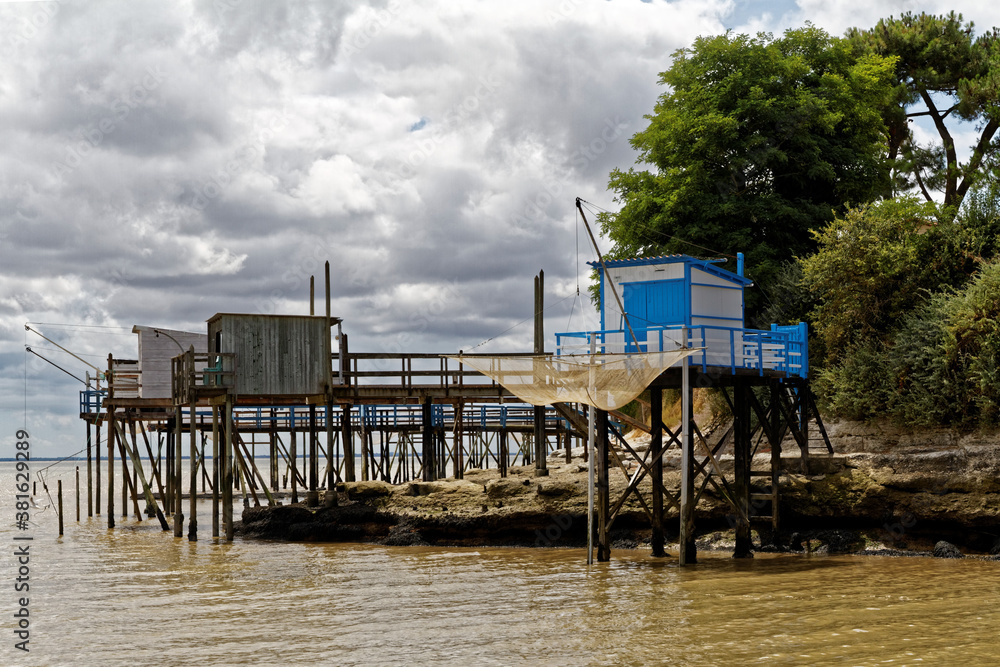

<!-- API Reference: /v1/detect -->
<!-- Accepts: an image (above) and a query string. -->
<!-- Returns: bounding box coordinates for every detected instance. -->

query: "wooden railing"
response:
[171,351,237,404]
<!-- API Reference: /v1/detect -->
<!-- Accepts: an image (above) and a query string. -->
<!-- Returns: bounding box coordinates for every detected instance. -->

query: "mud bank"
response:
[237,421,1000,557]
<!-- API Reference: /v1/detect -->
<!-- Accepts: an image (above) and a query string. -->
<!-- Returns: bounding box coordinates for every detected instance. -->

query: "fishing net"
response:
[449,350,698,411]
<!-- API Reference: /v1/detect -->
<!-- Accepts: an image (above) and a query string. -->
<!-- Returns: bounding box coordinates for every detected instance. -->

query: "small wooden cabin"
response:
[594,254,751,355]
[207,313,338,396]
[132,325,208,399]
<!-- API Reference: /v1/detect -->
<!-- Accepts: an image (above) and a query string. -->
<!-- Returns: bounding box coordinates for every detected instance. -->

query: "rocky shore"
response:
[237,419,1000,558]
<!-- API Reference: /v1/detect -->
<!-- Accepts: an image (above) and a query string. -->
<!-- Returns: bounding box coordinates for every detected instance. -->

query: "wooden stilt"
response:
[95,419,101,516]
[679,348,696,565]
[650,386,665,557]
[342,403,355,483]
[106,398,115,528]
[212,405,219,537]
[307,404,319,506]
[224,396,234,541]
[173,404,184,537]
[595,409,610,562]
[422,397,435,481]
[290,427,298,504]
[86,421,93,518]
[58,480,63,537]
[733,382,753,558]
[325,402,337,506]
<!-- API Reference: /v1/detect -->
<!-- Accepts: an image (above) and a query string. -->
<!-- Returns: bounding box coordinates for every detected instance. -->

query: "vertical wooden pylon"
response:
[223,396,234,541]
[650,386,665,557]
[454,400,464,480]
[533,270,548,477]
[342,404,354,483]
[106,355,115,530]
[769,381,782,534]
[733,381,752,558]
[325,402,337,507]
[679,348,697,565]
[173,404,184,538]
[95,419,101,516]
[307,404,319,506]
[422,397,435,481]
[290,425,298,504]
[86,420,93,518]
[212,404,219,538]
[595,408,610,562]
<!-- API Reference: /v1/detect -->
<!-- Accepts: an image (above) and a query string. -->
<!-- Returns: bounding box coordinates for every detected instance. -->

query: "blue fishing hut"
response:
[557,253,808,377]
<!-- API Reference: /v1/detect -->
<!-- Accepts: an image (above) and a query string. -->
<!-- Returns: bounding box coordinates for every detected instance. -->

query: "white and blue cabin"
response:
[556,254,808,378]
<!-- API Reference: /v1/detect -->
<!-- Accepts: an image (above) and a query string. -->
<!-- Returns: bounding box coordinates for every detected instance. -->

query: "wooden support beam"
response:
[733,382,752,558]
[307,404,319,506]
[595,409,610,562]
[325,402,338,506]
[189,393,198,541]
[113,417,169,531]
[422,397,435,481]
[212,405,219,538]
[223,396,234,541]
[342,402,356,483]
[679,355,696,565]
[86,420,93,518]
[95,419,101,516]
[650,386,664,557]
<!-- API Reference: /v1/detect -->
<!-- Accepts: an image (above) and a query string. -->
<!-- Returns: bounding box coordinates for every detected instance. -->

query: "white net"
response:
[450,350,698,411]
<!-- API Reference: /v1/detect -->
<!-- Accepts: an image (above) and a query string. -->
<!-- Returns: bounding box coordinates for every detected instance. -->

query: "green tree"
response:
[849,12,1000,210]
[801,196,949,364]
[599,24,896,320]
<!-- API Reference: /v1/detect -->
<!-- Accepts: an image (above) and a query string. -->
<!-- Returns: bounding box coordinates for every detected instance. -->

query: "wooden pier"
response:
[74,257,831,565]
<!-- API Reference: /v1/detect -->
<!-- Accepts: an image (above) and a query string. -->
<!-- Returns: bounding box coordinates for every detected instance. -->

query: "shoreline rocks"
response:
[237,419,1000,558]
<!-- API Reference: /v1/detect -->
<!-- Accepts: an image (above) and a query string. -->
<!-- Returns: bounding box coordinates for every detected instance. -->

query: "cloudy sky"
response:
[3,0,998,457]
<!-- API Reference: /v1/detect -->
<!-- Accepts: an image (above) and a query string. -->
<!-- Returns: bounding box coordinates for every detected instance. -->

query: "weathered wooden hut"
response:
[207,313,338,396]
[131,325,208,399]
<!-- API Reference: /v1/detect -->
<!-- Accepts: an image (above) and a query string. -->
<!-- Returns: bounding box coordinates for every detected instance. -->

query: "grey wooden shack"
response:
[207,313,337,396]
[132,325,209,399]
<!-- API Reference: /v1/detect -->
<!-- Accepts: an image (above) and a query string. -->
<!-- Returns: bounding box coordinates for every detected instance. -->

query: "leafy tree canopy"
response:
[599,24,897,320]
[849,12,1000,210]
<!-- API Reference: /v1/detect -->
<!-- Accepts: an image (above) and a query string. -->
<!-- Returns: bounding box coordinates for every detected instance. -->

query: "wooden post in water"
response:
[679,346,697,565]
[650,386,665,557]
[212,405,219,538]
[106,354,115,529]
[325,402,337,507]
[307,404,319,507]
[58,480,64,537]
[422,397,435,481]
[595,409,610,562]
[189,348,199,541]
[165,417,173,515]
[342,403,355,483]
[95,419,101,516]
[86,421,93,518]
[174,404,184,538]
[534,270,548,476]
[290,426,298,504]
[733,381,752,558]
[224,395,234,541]
[454,400,464,480]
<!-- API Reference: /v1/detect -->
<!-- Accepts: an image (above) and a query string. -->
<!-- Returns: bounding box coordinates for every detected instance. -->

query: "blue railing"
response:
[556,322,809,378]
[79,389,107,414]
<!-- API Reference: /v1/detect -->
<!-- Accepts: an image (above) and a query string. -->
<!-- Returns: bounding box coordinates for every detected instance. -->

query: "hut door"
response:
[623,279,685,352]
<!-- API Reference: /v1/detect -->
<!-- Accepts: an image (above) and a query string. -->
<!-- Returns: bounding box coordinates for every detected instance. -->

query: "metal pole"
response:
[587,333,596,565]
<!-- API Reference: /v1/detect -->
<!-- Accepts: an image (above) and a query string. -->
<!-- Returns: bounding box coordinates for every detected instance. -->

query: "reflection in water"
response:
[5,462,999,665]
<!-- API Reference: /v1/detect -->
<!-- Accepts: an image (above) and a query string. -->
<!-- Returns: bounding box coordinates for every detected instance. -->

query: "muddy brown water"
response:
[6,461,998,665]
